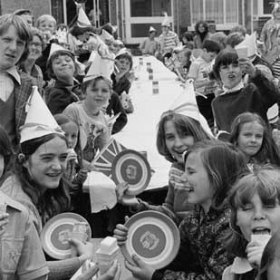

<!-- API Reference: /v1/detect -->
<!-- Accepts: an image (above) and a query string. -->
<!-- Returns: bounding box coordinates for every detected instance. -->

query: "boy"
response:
[139,26,160,57]
[187,39,221,128]
[0,14,33,148]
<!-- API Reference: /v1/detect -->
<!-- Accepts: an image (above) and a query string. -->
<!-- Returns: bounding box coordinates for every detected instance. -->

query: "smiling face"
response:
[0,25,26,70]
[115,57,131,74]
[23,136,68,192]
[164,120,194,164]
[28,35,43,60]
[219,61,242,89]
[85,78,111,112]
[51,54,75,81]
[237,121,264,160]
[236,193,280,241]
[180,151,213,212]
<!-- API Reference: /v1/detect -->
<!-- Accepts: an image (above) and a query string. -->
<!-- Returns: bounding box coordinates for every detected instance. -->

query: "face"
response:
[237,121,264,159]
[177,51,187,64]
[180,151,213,212]
[219,62,243,89]
[51,54,75,80]
[0,155,4,178]
[23,136,68,192]
[28,35,43,60]
[236,193,280,241]
[198,24,205,33]
[161,25,169,34]
[38,19,56,34]
[60,122,78,149]
[0,25,26,70]
[115,58,131,74]
[149,31,156,39]
[85,79,111,111]
[164,120,194,164]
[203,51,217,63]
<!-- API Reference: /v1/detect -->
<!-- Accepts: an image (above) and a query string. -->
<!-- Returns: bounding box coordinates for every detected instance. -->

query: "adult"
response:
[193,20,211,49]
[0,14,33,148]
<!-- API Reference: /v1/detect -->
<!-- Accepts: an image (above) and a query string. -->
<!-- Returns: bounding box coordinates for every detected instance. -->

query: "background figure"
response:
[13,8,33,27]
[139,26,160,57]
[193,20,211,49]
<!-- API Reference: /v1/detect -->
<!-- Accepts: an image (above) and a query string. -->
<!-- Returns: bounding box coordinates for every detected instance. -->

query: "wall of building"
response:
[1,0,51,21]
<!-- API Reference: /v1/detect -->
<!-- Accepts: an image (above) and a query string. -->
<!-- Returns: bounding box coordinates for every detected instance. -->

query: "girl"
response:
[223,166,280,280]
[193,20,210,49]
[115,140,247,280]
[230,112,280,167]
[45,48,82,115]
[117,110,212,224]
[0,129,96,280]
[63,75,111,167]
[19,27,45,93]
[54,114,87,192]
[0,125,49,280]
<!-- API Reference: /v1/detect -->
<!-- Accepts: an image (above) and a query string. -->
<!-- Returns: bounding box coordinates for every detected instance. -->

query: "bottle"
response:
[96,237,119,275]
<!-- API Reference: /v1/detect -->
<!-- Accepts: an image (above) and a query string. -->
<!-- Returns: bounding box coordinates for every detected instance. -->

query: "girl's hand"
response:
[246,240,267,268]
[68,238,94,262]
[125,254,155,280]
[76,169,88,184]
[67,149,78,162]
[113,223,129,246]
[238,58,256,77]
[0,212,9,236]
[115,182,129,202]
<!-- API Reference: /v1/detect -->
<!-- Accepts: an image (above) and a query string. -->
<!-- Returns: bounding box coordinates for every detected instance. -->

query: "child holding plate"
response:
[116,100,213,224]
[114,140,247,280]
[222,166,280,280]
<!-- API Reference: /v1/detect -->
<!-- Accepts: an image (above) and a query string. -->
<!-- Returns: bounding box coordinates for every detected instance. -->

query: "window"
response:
[191,0,238,26]
[130,0,171,17]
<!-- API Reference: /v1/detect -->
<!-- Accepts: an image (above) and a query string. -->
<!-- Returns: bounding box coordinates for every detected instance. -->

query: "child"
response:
[223,166,280,280]
[211,50,280,133]
[173,47,192,82]
[0,125,49,279]
[230,112,280,167]
[112,51,134,113]
[45,47,82,114]
[54,114,87,192]
[117,110,211,224]
[139,26,160,57]
[187,39,221,128]
[114,140,247,280]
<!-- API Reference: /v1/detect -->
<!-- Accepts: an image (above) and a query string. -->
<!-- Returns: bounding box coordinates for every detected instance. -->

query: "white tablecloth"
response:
[114,56,185,190]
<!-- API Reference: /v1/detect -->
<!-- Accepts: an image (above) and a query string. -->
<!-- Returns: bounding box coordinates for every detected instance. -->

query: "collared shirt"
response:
[0,66,21,103]
[221,81,244,95]
[0,191,48,280]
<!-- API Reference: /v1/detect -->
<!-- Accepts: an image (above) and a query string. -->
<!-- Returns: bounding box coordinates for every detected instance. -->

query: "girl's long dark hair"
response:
[16,133,71,225]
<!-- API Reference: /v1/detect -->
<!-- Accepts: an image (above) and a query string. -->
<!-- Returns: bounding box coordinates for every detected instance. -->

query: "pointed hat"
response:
[20,86,64,143]
[83,50,115,82]
[99,29,114,42]
[235,32,257,58]
[149,26,156,33]
[169,80,213,137]
[162,12,170,27]
[76,3,92,28]
[48,43,73,61]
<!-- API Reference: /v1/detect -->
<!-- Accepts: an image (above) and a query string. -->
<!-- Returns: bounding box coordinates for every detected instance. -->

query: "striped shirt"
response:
[159,30,179,55]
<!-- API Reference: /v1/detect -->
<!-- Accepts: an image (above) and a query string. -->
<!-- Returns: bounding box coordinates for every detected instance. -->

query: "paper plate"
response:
[121,210,180,269]
[111,149,151,195]
[40,213,92,260]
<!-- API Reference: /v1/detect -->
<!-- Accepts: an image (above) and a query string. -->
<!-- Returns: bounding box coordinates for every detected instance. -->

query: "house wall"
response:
[1,0,51,22]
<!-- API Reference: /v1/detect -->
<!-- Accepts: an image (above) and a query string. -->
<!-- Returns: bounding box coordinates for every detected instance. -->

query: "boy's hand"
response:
[113,223,129,246]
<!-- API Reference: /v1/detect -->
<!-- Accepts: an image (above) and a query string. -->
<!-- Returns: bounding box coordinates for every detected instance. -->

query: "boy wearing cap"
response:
[139,26,160,56]
[0,14,33,148]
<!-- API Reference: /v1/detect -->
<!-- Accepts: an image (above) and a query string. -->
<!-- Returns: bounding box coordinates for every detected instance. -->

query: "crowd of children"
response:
[1,2,280,280]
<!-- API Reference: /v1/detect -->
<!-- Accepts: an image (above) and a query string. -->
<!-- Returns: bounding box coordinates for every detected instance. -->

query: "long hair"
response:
[184,140,247,210]
[226,166,280,258]
[194,20,209,42]
[0,126,14,184]
[0,14,32,65]
[230,112,280,166]
[156,111,211,163]
[15,133,71,225]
